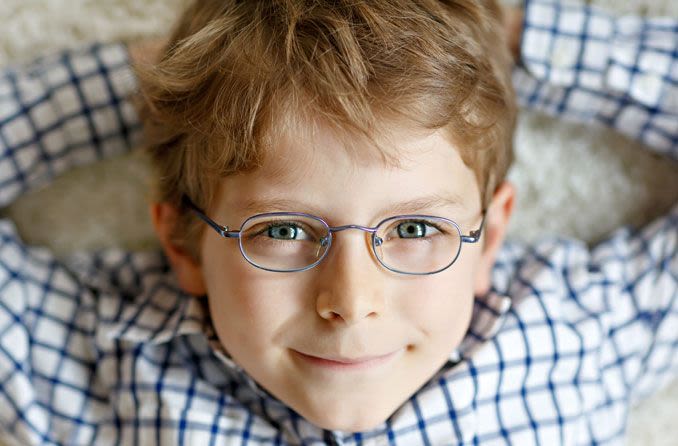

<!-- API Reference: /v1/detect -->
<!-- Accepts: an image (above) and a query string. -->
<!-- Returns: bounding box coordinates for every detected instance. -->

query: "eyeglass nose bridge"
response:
[325,224,383,247]
[328,224,378,233]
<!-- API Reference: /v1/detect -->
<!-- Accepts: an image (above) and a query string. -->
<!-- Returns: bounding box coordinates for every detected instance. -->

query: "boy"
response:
[0,1,676,445]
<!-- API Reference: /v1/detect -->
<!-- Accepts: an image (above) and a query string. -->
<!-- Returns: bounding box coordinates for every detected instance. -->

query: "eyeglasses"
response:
[183,196,485,275]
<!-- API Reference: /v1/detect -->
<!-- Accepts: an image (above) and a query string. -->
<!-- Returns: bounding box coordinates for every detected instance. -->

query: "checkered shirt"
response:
[0,0,676,444]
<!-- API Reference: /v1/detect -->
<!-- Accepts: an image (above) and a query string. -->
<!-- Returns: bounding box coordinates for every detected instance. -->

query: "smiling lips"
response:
[294,349,402,369]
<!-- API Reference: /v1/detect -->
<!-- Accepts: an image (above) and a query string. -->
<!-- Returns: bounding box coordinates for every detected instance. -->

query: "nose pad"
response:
[317,236,331,258]
[372,235,385,266]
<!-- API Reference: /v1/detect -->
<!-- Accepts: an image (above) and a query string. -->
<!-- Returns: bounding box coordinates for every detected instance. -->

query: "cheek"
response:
[400,278,473,329]
[395,258,478,341]
[202,244,309,352]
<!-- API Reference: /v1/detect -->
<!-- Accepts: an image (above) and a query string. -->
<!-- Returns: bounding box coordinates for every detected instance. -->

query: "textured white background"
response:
[1,1,677,445]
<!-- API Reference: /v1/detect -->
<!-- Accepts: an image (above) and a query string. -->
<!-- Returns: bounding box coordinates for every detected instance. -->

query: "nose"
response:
[314,230,386,326]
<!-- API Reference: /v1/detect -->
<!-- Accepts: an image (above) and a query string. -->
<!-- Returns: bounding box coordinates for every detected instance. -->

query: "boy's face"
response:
[158,121,513,432]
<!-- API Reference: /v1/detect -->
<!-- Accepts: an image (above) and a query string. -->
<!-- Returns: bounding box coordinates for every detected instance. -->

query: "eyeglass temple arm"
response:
[182,195,240,239]
[460,213,486,244]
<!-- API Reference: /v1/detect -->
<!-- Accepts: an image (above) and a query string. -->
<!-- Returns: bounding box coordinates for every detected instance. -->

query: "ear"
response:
[473,181,516,296]
[150,202,207,296]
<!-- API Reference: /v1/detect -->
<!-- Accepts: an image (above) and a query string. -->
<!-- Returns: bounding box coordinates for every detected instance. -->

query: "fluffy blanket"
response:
[1,0,677,444]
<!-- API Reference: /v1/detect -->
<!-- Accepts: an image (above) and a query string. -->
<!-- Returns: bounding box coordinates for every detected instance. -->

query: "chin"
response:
[307,408,390,433]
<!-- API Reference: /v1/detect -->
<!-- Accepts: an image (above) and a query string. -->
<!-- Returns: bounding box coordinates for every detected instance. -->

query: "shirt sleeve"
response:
[0,42,142,208]
[514,0,678,405]
[0,219,105,445]
[559,202,678,407]
[513,0,678,158]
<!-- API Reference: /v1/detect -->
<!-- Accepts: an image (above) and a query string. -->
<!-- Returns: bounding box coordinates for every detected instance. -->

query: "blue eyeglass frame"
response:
[182,195,486,275]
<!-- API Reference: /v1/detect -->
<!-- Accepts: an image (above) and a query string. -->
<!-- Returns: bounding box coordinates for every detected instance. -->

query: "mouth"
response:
[292,348,403,371]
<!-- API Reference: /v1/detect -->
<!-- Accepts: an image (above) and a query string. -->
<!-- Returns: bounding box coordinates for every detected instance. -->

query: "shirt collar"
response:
[457,288,512,358]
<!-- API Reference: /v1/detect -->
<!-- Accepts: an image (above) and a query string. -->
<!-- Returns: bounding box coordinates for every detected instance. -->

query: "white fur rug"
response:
[1,1,677,444]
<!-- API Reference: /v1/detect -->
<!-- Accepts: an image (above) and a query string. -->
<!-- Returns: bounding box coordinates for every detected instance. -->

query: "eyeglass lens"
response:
[374,217,462,274]
[240,214,329,272]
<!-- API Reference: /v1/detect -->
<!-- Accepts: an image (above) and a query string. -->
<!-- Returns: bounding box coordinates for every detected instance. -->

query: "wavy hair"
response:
[135,0,517,262]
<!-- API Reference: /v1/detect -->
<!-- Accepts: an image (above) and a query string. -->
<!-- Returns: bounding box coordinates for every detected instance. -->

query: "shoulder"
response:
[495,237,609,321]
[63,246,171,297]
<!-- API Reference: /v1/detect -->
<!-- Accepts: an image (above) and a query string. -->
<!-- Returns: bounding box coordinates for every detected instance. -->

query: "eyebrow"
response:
[377,194,466,216]
[237,194,466,218]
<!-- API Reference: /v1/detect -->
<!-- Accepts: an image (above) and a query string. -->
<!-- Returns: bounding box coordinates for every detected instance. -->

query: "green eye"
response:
[397,221,427,238]
[268,224,301,240]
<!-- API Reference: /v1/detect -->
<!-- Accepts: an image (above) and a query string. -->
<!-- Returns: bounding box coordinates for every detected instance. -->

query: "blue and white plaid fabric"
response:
[1,0,676,444]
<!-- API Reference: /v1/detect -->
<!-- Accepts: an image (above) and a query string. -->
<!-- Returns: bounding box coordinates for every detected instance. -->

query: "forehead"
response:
[217,120,480,220]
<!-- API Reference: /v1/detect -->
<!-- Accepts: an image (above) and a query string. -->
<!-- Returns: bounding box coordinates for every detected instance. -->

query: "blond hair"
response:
[135,0,517,263]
